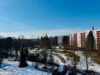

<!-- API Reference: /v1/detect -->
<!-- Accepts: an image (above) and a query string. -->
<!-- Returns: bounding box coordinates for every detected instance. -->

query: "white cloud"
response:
[0,29,83,39]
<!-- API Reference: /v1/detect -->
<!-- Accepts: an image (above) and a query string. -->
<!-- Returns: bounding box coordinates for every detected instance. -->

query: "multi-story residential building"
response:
[48,29,100,50]
[69,33,77,47]
[69,30,100,50]
[97,31,100,49]
[77,32,86,48]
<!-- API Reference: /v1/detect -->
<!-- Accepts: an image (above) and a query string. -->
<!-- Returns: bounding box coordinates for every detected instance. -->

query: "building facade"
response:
[69,30,100,50]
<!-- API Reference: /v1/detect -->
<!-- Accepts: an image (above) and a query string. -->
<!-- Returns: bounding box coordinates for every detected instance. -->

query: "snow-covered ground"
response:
[54,50,100,75]
[1,50,100,75]
[53,55,64,72]
[75,51,100,73]
[0,59,51,75]
[55,51,100,73]
[0,54,65,75]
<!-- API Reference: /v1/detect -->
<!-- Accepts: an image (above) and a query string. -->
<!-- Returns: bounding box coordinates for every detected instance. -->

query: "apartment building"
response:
[69,33,77,47]
[69,30,100,50]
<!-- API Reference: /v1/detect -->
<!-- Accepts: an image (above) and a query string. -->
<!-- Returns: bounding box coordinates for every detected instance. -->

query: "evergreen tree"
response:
[41,34,51,49]
[40,34,52,68]
[19,48,28,67]
[0,51,2,68]
[84,30,95,72]
[63,36,69,49]
[86,31,95,50]
[5,37,13,57]
[12,39,20,60]
[0,38,3,68]
[54,36,58,46]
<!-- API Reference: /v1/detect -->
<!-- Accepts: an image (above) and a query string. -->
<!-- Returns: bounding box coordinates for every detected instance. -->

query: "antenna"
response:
[92,26,94,31]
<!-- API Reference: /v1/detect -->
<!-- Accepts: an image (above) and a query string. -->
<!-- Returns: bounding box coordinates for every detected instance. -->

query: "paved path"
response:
[52,53,68,75]
[53,54,66,64]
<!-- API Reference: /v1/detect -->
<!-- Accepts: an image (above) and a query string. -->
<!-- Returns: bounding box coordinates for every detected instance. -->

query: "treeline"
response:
[0,37,35,58]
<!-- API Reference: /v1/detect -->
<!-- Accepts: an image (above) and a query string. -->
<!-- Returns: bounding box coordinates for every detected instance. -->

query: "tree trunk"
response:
[86,51,88,72]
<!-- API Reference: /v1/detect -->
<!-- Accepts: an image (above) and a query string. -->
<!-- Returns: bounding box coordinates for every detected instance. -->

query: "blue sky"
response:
[0,0,100,38]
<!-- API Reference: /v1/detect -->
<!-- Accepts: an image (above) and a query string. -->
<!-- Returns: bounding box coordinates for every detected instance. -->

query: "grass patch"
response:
[53,50,80,62]
[83,50,100,64]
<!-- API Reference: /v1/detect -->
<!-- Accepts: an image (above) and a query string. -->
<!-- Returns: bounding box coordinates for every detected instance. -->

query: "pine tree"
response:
[0,38,3,68]
[40,34,52,68]
[19,48,28,67]
[86,31,95,50]
[84,30,95,72]
[63,36,69,49]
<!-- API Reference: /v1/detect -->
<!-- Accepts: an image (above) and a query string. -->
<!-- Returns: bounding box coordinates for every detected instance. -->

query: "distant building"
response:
[96,31,100,49]
[57,36,63,48]
[77,32,86,48]
[54,35,70,48]
[69,30,100,50]
[47,29,100,50]
[69,33,77,47]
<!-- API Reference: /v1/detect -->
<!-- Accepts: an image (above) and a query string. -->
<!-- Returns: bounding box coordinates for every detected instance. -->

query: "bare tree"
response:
[70,47,77,75]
